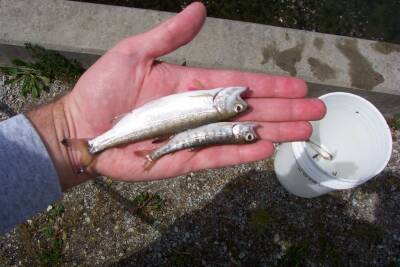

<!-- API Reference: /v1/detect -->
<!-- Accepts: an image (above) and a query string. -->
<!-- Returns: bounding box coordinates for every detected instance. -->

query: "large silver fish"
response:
[135,122,258,169]
[87,87,248,154]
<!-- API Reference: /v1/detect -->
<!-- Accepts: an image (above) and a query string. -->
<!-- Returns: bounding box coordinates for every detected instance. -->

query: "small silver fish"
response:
[308,139,333,160]
[87,87,248,154]
[135,122,258,169]
[61,87,249,172]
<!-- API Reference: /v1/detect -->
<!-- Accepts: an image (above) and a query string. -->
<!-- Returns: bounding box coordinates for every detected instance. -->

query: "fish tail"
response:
[134,150,156,171]
[61,138,96,172]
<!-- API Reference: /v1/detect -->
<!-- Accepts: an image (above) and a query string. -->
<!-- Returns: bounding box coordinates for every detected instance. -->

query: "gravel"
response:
[0,75,399,266]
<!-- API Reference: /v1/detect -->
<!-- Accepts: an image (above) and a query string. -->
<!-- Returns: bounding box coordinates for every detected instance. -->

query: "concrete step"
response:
[0,0,399,116]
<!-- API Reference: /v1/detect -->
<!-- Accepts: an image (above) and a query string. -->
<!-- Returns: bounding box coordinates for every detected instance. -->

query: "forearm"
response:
[0,114,61,234]
[26,97,92,191]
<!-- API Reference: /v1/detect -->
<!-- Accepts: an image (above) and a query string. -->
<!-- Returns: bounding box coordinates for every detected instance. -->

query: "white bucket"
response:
[274,92,392,198]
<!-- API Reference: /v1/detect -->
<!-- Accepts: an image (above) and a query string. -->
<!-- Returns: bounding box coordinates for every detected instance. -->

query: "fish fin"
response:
[61,138,96,171]
[144,160,156,171]
[134,150,157,171]
[134,149,152,158]
[110,112,130,126]
[187,79,205,90]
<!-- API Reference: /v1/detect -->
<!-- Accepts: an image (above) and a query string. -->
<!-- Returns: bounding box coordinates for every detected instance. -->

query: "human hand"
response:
[29,2,325,190]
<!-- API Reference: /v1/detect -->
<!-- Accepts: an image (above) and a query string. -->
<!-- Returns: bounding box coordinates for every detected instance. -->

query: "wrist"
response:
[26,97,92,191]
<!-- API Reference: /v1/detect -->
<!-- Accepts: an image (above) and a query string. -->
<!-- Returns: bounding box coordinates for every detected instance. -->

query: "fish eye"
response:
[245,133,255,142]
[234,103,244,113]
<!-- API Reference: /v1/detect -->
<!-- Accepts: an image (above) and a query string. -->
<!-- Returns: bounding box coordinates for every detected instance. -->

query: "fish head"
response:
[214,86,248,117]
[232,122,259,143]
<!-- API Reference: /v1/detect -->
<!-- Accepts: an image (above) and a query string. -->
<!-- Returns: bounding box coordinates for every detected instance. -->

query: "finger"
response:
[176,65,308,98]
[186,140,275,172]
[237,98,326,122]
[116,2,206,58]
[256,121,312,142]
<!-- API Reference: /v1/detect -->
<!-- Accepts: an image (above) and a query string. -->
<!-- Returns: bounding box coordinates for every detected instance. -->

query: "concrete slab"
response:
[0,0,399,99]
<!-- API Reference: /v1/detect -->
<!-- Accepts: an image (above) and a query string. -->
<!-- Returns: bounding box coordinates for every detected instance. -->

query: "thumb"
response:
[118,2,206,58]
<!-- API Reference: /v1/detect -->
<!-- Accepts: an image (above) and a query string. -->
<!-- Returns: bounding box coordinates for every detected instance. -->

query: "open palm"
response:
[63,2,325,182]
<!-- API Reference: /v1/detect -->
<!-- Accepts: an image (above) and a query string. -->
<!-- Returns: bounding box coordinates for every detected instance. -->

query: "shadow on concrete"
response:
[99,164,399,266]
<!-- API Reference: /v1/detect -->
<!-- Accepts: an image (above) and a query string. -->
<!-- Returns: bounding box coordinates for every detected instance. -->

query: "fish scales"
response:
[88,87,248,154]
[147,122,258,162]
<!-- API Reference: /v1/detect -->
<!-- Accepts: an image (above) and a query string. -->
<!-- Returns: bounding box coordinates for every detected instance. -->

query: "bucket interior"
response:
[305,93,392,184]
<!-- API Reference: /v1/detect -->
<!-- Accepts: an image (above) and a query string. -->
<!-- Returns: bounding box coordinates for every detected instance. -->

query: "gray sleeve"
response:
[0,114,62,234]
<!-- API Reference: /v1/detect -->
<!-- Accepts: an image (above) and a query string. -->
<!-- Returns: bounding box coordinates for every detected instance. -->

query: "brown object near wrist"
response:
[26,97,93,191]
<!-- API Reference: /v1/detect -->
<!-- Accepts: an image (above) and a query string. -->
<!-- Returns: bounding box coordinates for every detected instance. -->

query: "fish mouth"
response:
[230,86,248,97]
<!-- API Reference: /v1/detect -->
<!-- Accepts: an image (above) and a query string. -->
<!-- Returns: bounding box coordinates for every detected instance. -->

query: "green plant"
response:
[0,60,50,97]
[388,113,400,130]
[38,203,66,266]
[0,43,84,97]
[132,191,164,211]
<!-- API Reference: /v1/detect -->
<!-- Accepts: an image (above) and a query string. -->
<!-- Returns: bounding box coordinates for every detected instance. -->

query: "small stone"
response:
[85,217,91,224]
[239,252,246,259]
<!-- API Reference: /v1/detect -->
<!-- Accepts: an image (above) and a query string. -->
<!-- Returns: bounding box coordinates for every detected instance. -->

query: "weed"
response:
[39,238,64,266]
[0,43,84,97]
[38,203,66,266]
[132,191,164,211]
[388,113,400,130]
[248,208,274,236]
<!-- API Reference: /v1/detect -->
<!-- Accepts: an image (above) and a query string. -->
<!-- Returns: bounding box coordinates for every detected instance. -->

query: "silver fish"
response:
[87,87,248,154]
[136,122,258,169]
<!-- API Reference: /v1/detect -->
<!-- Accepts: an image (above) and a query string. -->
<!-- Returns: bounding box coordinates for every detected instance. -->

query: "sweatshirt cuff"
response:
[0,114,62,234]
